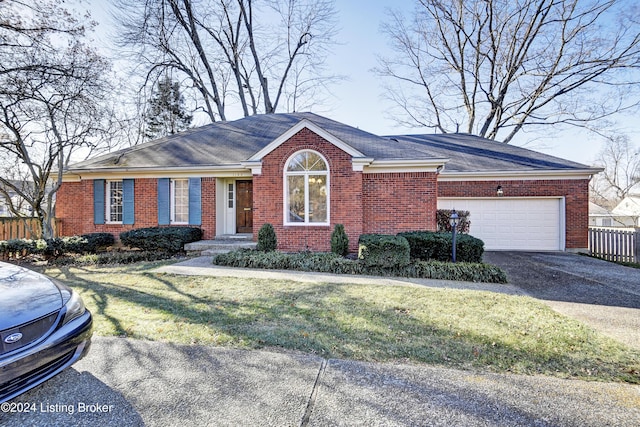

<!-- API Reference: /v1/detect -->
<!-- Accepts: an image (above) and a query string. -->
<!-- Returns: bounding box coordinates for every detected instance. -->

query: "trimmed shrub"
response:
[52,250,176,266]
[77,233,115,253]
[399,231,449,261]
[330,224,349,256]
[0,239,36,259]
[398,231,484,263]
[257,223,277,252]
[358,234,410,268]
[212,250,507,283]
[120,227,202,253]
[436,209,471,233]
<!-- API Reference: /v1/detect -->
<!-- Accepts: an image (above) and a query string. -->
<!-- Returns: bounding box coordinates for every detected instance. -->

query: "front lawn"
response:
[45,262,640,383]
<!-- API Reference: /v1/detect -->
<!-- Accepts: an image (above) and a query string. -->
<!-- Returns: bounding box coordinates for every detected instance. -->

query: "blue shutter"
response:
[188,178,202,225]
[123,179,135,225]
[93,179,105,225]
[158,178,170,225]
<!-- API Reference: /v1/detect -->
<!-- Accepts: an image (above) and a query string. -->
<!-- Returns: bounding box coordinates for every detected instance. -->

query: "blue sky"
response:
[83,0,624,166]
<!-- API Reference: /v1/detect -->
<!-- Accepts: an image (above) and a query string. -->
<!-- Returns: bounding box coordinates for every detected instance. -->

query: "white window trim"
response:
[283,150,330,226]
[105,180,123,224]
[170,178,189,225]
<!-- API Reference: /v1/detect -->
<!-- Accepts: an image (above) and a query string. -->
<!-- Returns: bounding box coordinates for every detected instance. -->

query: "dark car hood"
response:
[0,263,63,330]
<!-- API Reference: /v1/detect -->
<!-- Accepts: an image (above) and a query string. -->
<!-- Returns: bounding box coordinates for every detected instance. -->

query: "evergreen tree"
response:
[144,77,193,140]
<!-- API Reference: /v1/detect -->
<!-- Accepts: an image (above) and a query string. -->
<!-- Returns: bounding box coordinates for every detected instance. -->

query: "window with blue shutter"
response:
[158,178,170,225]
[93,179,105,224]
[123,179,135,224]
[188,178,202,225]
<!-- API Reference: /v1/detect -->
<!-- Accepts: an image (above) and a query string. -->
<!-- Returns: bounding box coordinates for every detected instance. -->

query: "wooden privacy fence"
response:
[0,217,60,240]
[589,227,640,263]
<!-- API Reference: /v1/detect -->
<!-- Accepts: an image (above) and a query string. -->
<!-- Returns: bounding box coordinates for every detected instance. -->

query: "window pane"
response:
[109,181,123,222]
[288,175,305,222]
[287,151,327,172]
[306,152,327,171]
[173,180,189,223]
[287,153,307,171]
[309,175,327,223]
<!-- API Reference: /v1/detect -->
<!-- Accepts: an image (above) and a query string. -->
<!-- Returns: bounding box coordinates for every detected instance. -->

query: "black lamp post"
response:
[449,210,460,263]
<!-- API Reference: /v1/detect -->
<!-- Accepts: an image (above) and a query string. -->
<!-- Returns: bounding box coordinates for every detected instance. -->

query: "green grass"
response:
[45,262,640,383]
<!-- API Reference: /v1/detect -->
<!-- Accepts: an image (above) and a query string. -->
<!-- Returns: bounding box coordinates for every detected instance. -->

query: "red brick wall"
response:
[56,181,86,237]
[363,172,438,234]
[253,128,364,252]
[201,177,216,239]
[56,177,217,240]
[438,179,591,249]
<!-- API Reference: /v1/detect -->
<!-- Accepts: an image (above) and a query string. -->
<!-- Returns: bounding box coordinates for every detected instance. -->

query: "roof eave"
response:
[438,168,602,181]
[62,164,252,181]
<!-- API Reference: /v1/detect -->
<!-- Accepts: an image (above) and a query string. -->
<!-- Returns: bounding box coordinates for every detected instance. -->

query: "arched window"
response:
[284,150,329,225]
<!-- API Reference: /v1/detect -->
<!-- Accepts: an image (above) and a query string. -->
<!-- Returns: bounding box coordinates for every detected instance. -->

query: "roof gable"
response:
[612,195,640,216]
[248,118,365,161]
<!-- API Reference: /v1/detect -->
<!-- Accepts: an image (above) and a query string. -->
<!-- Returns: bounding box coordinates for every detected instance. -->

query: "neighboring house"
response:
[589,202,617,227]
[57,113,601,251]
[611,194,640,227]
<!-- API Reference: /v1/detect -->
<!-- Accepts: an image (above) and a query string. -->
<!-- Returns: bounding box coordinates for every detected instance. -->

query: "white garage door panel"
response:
[437,198,563,251]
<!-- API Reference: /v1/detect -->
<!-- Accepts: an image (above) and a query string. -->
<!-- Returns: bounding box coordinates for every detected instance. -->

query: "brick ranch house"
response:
[57,112,601,252]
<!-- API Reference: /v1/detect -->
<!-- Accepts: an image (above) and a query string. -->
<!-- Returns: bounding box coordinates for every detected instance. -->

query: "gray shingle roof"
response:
[386,133,592,173]
[66,112,594,173]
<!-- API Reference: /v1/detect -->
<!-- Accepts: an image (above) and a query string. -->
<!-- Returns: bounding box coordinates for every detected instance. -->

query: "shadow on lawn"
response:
[50,265,640,383]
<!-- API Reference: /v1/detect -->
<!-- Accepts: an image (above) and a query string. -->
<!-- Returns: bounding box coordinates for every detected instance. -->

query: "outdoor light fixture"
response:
[496,185,504,196]
[449,210,460,263]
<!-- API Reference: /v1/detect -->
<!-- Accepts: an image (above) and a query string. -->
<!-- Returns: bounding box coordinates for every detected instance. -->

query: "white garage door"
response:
[437,198,564,251]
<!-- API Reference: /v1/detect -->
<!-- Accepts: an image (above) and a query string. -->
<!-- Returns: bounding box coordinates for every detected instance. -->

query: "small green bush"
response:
[212,250,507,283]
[120,227,202,253]
[257,223,277,252]
[330,224,349,256]
[398,231,484,263]
[358,234,410,268]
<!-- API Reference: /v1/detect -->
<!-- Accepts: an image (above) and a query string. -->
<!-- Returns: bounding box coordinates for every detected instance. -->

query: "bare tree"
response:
[376,0,640,143]
[113,0,339,121]
[590,133,640,208]
[0,0,113,238]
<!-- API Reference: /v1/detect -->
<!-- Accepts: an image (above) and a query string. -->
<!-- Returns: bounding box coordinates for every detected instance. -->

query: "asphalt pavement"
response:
[1,252,639,426]
[484,251,640,350]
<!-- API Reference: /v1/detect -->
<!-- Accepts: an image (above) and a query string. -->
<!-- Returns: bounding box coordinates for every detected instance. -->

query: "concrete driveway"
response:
[484,251,640,350]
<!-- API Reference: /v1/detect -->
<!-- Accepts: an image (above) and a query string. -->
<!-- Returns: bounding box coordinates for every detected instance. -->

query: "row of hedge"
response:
[213,250,507,283]
[0,226,203,260]
[0,233,115,259]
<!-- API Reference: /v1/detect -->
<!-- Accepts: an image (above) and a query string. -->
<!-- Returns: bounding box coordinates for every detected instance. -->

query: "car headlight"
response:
[62,291,86,325]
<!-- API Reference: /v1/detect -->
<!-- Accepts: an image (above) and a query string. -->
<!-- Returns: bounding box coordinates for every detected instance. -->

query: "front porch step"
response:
[185,236,256,255]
